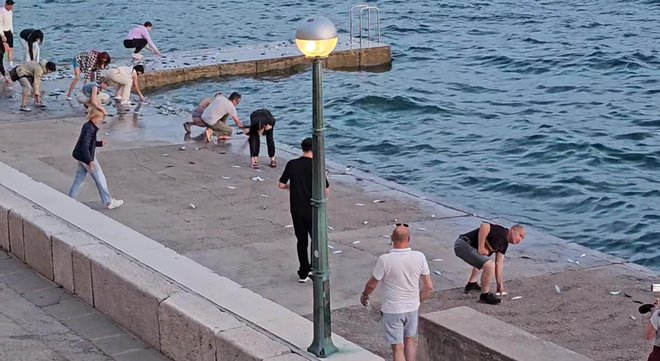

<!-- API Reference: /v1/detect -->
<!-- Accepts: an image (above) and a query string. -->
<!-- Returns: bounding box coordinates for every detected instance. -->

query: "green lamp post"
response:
[295,16,339,358]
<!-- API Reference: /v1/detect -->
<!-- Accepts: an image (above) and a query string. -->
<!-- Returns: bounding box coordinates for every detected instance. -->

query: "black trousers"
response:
[123,38,148,53]
[248,128,275,158]
[291,211,313,279]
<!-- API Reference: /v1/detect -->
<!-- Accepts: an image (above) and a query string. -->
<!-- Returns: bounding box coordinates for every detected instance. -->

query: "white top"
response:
[372,248,430,314]
[652,309,660,347]
[0,7,12,32]
[201,96,237,126]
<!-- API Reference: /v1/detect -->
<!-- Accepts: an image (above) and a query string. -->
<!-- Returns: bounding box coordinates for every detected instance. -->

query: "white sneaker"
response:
[107,199,123,209]
[120,100,130,105]
[9,61,14,67]
[132,53,143,60]
[19,105,32,112]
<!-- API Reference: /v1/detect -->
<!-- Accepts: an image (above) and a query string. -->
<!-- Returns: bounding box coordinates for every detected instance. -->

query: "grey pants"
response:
[454,236,489,269]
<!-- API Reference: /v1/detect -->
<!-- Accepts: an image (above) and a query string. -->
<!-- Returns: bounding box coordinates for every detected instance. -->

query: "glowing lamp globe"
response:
[295,16,338,58]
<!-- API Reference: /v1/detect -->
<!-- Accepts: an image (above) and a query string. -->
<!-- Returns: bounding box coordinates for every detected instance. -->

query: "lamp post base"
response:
[308,340,339,358]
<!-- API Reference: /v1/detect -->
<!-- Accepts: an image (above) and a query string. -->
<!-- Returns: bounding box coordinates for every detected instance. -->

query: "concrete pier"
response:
[138,40,392,90]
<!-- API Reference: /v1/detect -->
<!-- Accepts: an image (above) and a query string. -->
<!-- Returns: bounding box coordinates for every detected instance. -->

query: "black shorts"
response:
[2,31,13,48]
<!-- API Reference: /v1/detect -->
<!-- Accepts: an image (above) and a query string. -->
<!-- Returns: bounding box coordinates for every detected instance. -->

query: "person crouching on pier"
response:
[66,50,111,100]
[198,91,244,142]
[68,107,123,210]
[247,108,277,169]
[8,60,56,112]
[183,92,223,134]
[101,64,145,104]
[124,21,160,60]
[453,223,525,305]
[19,28,43,62]
[76,78,110,114]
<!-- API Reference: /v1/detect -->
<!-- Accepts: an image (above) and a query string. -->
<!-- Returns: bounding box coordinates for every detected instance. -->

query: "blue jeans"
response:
[68,160,111,206]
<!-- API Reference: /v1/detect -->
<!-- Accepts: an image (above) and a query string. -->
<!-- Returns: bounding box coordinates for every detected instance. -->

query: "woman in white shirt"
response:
[101,64,145,104]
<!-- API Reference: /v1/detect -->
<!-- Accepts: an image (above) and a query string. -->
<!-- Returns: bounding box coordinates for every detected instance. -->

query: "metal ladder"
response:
[349,4,381,47]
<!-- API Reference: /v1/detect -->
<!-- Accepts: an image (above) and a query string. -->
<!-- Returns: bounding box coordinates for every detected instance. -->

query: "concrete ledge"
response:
[8,205,46,262]
[52,229,99,293]
[0,186,34,252]
[418,307,593,361]
[91,251,182,349]
[22,214,75,281]
[216,326,290,361]
[72,243,117,306]
[158,292,243,361]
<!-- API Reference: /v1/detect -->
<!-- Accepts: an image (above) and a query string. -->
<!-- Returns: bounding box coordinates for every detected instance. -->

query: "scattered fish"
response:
[653,284,660,292]
[352,241,361,244]
[575,260,580,266]
[104,132,109,136]
[232,165,241,168]
[260,194,270,198]
[433,270,442,276]
[554,285,561,294]
[418,228,427,231]
[189,204,196,209]
[521,255,534,260]
[355,203,365,206]
[178,146,186,151]
[328,226,335,231]
[195,147,201,150]
[511,296,523,301]
[162,153,168,157]
[221,176,231,180]
[250,176,265,182]
[285,225,293,228]
[497,292,508,296]
[432,258,443,262]
[609,290,622,295]
[363,221,368,225]
[630,315,637,320]
[580,253,586,258]
[372,199,384,203]
[431,214,436,218]
[227,186,236,189]
[333,250,342,254]
[382,235,389,238]
[328,245,335,249]
[567,258,575,264]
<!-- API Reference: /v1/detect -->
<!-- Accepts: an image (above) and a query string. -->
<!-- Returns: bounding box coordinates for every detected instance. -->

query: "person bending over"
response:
[9,60,56,112]
[453,222,525,305]
[124,21,160,60]
[102,64,145,104]
[19,28,43,62]
[199,91,244,142]
[66,50,111,100]
[247,108,277,169]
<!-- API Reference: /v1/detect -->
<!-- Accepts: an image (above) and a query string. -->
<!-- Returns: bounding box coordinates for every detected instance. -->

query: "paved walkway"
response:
[0,251,169,361]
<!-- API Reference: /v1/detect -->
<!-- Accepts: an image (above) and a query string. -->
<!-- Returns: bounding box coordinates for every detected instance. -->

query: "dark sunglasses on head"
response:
[396,223,409,227]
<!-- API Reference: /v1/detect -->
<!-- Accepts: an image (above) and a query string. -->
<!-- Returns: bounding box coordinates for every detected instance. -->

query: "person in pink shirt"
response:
[123,21,160,60]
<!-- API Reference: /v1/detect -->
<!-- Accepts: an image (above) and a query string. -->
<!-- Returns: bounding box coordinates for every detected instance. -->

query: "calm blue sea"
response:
[16,0,660,270]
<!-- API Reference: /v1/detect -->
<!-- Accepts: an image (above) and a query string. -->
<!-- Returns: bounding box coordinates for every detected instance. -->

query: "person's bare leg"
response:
[66,68,81,99]
[480,261,495,293]
[468,267,480,283]
[204,129,213,142]
[403,337,417,361]
[8,47,14,64]
[391,343,405,361]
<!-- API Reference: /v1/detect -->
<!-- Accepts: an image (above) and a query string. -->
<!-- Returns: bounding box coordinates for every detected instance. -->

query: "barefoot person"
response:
[9,60,56,112]
[0,0,15,67]
[124,21,160,60]
[68,107,123,210]
[66,50,111,100]
[199,91,244,142]
[182,91,222,133]
[646,299,660,361]
[453,223,525,305]
[19,28,43,62]
[101,64,145,104]
[247,108,276,169]
[278,138,329,283]
[360,224,433,361]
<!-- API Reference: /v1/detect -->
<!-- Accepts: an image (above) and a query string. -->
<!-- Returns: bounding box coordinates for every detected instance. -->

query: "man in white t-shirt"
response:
[360,224,433,361]
[200,91,245,142]
[646,299,660,361]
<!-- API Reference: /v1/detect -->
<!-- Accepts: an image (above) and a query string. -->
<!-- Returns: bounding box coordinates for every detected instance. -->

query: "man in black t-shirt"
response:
[453,223,526,304]
[278,138,330,283]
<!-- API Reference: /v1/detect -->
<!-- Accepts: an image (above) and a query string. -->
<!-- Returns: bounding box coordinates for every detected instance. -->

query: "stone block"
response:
[8,205,46,262]
[158,292,243,361]
[143,69,186,90]
[216,326,289,361]
[22,214,74,280]
[91,252,181,349]
[0,186,33,252]
[219,61,257,76]
[184,64,221,82]
[418,307,593,361]
[256,56,307,74]
[72,243,117,306]
[52,230,99,293]
[327,49,360,69]
[359,46,392,68]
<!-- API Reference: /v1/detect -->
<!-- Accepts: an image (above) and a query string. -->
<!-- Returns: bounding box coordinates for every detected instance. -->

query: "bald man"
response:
[361,224,433,361]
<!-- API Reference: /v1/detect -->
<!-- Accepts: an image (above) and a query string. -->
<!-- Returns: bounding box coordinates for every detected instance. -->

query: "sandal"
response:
[269,159,277,168]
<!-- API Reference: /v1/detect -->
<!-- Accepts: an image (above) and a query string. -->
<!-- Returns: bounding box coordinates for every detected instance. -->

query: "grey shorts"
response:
[382,310,419,345]
[454,236,489,269]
